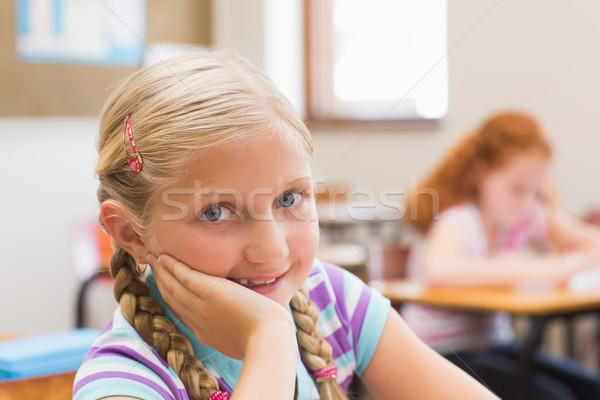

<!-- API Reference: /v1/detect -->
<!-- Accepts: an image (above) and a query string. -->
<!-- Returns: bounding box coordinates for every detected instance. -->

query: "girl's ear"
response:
[100,200,146,258]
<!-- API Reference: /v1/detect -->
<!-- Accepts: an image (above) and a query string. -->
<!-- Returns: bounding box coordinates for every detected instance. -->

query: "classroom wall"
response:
[2,0,600,334]
[0,118,99,333]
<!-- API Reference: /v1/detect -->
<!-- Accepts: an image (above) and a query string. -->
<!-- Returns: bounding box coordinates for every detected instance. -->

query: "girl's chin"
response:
[256,292,293,308]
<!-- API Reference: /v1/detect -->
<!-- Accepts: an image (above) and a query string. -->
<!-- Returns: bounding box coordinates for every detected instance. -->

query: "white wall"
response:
[0,118,100,334]
[2,0,600,334]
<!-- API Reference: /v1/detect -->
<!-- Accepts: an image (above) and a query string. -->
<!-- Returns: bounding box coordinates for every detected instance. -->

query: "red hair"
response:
[405,111,552,233]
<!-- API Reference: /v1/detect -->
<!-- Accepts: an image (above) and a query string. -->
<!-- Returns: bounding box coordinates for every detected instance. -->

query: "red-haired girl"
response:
[405,112,600,399]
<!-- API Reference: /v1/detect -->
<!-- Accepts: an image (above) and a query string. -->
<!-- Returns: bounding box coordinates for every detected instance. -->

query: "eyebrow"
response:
[285,176,313,186]
[195,176,313,198]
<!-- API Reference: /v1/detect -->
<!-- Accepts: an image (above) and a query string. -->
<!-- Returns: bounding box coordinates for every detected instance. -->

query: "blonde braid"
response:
[290,286,348,400]
[110,245,221,400]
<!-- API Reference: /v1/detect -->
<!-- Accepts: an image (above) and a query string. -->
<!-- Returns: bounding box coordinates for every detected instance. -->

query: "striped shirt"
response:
[73,259,390,400]
[403,202,549,354]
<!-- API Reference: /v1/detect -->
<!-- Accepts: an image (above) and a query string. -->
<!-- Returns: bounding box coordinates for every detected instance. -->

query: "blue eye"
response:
[277,191,302,208]
[198,205,234,222]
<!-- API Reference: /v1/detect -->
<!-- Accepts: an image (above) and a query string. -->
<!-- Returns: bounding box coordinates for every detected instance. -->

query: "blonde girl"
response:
[404,112,600,399]
[73,48,495,400]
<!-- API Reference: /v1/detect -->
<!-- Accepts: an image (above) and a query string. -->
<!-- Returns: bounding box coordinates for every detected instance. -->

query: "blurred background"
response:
[1,0,600,345]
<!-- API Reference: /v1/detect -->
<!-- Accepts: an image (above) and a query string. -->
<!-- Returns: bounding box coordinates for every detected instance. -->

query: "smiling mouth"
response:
[231,277,277,286]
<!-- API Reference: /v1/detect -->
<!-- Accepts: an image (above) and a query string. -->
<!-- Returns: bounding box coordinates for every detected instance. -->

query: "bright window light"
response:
[307,0,448,121]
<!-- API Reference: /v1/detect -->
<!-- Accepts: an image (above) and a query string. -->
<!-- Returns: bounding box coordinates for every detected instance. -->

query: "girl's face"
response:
[478,151,549,228]
[147,131,319,307]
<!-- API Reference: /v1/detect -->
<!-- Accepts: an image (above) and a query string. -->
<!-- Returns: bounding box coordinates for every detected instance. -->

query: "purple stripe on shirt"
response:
[307,263,367,364]
[81,319,116,365]
[308,288,352,358]
[340,374,353,392]
[349,288,371,352]
[321,263,371,357]
[84,344,184,398]
[307,281,331,311]
[321,263,348,311]
[101,318,114,334]
[73,371,177,400]
[216,376,234,395]
[326,328,349,360]
[88,343,169,369]
[308,265,351,359]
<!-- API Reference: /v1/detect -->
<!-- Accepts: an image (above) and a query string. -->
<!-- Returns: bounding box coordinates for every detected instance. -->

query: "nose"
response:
[245,219,289,264]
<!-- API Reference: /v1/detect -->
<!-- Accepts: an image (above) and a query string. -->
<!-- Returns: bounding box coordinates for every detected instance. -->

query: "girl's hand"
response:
[147,254,297,361]
[513,252,587,287]
[547,252,589,284]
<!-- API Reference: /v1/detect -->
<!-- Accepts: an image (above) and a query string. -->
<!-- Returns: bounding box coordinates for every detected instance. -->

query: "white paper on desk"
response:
[567,267,600,291]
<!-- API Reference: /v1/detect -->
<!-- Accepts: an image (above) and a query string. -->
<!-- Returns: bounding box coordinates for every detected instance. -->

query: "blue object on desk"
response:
[0,328,100,380]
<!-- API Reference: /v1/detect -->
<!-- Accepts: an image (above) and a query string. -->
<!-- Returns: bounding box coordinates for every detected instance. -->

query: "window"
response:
[305,0,448,122]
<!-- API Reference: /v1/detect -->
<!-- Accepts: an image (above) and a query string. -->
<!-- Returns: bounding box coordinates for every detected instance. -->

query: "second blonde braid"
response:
[290,286,349,400]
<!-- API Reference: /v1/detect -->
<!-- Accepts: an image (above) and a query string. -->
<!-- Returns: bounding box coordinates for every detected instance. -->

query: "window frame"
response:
[303,0,445,130]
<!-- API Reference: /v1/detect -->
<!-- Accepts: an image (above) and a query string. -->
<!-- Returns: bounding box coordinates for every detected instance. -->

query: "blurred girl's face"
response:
[478,151,549,228]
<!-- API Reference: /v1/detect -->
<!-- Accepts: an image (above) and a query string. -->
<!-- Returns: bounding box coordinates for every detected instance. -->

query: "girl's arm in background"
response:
[422,216,591,287]
[550,208,600,257]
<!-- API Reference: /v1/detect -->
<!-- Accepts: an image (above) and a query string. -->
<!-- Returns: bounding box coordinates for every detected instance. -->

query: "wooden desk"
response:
[371,279,600,400]
[0,372,76,400]
[0,335,76,400]
[370,279,600,315]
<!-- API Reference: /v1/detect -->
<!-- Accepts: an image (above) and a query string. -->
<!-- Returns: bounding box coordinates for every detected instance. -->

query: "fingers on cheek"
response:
[155,270,179,295]
[154,280,187,315]
[170,263,195,289]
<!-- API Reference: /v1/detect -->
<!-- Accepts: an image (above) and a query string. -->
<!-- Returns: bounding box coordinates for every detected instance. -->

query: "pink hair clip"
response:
[123,115,143,173]
[312,365,338,382]
[209,391,229,400]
